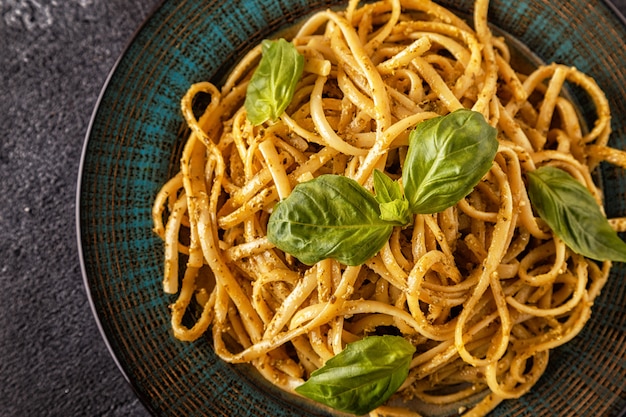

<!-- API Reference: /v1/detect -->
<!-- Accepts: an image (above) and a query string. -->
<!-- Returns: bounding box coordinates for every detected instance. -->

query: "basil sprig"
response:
[402,109,498,213]
[295,335,416,415]
[267,175,394,266]
[527,166,626,262]
[373,169,412,225]
[267,110,498,266]
[244,38,304,125]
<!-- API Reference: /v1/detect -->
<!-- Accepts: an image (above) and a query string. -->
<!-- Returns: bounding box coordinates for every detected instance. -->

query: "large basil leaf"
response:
[295,335,416,415]
[267,175,393,266]
[527,166,626,262]
[244,38,304,125]
[402,109,498,214]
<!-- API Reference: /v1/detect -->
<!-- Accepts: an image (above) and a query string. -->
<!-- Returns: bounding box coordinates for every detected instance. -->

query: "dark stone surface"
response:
[0,1,159,416]
[0,1,624,416]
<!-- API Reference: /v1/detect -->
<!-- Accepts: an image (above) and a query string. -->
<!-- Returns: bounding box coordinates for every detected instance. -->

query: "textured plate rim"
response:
[75,1,166,414]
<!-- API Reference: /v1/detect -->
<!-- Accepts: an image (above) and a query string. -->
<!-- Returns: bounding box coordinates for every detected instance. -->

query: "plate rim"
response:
[75,1,166,414]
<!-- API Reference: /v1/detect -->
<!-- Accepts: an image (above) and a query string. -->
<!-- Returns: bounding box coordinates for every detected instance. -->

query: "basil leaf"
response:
[373,169,412,226]
[373,169,404,203]
[244,38,304,125]
[267,175,393,266]
[379,200,412,227]
[402,109,498,214]
[527,166,626,262]
[295,335,416,415]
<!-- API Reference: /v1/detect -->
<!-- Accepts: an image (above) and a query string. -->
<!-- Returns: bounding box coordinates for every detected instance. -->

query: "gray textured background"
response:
[1,1,158,416]
[1,0,625,416]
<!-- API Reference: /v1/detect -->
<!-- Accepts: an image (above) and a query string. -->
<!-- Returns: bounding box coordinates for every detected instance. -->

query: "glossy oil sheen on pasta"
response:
[151,0,626,415]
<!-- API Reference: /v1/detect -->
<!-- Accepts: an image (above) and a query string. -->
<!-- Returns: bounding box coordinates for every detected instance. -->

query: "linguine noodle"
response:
[152,0,626,415]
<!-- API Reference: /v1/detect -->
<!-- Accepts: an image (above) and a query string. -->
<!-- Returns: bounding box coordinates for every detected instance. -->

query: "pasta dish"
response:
[151,0,626,415]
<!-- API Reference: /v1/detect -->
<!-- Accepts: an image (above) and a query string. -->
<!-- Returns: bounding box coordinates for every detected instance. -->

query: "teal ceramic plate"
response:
[77,1,626,416]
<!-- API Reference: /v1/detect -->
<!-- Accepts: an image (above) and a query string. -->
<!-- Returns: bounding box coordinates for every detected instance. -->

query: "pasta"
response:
[151,0,626,415]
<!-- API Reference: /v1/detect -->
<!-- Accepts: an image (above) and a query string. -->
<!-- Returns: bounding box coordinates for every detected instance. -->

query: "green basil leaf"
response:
[402,109,498,214]
[528,166,626,262]
[267,175,393,266]
[373,169,412,226]
[379,199,412,226]
[373,169,404,203]
[295,335,416,415]
[244,38,304,125]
